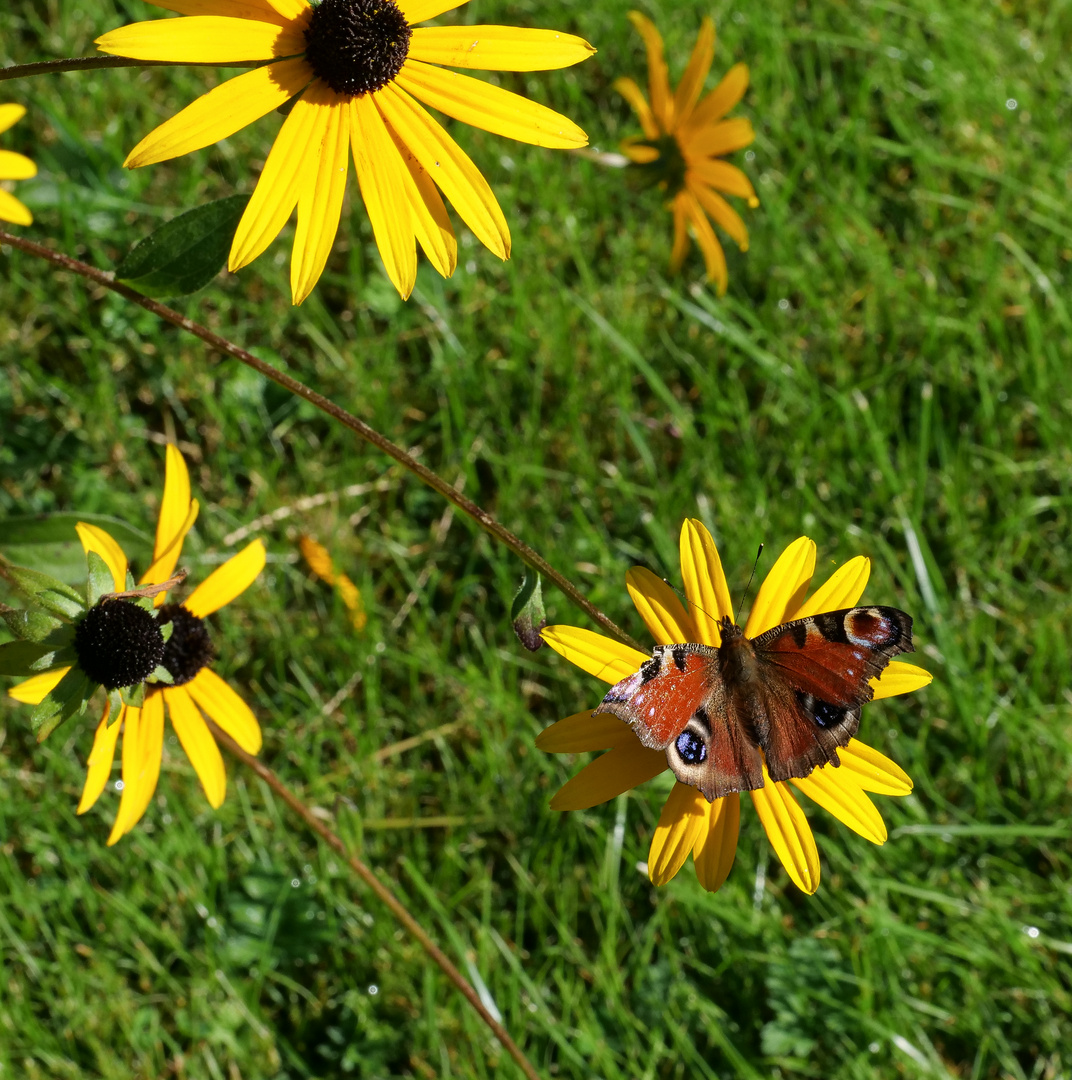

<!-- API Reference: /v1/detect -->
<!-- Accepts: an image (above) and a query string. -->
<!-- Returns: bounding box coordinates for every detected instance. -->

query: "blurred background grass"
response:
[2,0,1071,1076]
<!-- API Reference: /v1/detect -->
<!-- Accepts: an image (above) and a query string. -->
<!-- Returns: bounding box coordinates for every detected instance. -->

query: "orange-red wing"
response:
[594,644,718,749]
[752,607,914,707]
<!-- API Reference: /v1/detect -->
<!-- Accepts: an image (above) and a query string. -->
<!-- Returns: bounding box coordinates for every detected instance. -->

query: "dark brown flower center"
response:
[156,603,214,686]
[73,600,165,690]
[304,0,412,97]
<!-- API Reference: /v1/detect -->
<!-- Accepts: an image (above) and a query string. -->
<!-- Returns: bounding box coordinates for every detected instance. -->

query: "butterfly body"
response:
[594,607,914,800]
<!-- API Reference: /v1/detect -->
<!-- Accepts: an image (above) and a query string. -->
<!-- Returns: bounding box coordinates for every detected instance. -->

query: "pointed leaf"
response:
[29,668,94,741]
[116,195,251,298]
[511,571,546,652]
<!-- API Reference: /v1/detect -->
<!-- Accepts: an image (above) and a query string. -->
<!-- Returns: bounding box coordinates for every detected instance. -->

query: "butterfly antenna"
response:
[662,578,720,626]
[734,543,764,626]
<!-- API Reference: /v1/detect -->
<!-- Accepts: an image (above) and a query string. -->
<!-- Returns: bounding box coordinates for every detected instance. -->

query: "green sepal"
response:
[148,664,174,685]
[106,688,124,727]
[0,640,57,676]
[134,595,155,613]
[29,645,77,672]
[511,571,547,653]
[29,668,94,742]
[2,607,65,643]
[5,565,85,619]
[121,682,146,710]
[160,620,174,644]
[85,551,115,608]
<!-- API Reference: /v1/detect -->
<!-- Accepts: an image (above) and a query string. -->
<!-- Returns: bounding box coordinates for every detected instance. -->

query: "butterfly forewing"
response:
[594,643,716,748]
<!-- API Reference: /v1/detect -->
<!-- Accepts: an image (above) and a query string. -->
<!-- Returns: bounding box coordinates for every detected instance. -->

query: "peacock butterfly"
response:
[594,607,914,800]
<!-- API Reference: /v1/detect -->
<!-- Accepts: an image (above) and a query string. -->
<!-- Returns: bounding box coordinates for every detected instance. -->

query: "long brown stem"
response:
[0,230,640,650]
[207,721,542,1080]
[0,56,250,81]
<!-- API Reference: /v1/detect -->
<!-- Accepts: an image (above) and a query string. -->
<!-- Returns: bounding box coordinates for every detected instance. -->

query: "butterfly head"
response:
[717,615,743,641]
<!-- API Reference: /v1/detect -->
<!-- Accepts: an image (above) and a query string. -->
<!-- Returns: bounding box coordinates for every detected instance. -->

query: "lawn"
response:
[1,0,1071,1076]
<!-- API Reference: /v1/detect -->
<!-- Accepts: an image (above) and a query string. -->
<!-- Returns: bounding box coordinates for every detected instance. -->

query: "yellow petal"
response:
[682,63,749,135]
[687,117,755,158]
[409,26,594,71]
[749,776,820,894]
[0,189,32,226]
[687,158,759,208]
[613,77,659,140]
[349,93,417,300]
[648,782,708,885]
[167,684,227,808]
[682,189,727,292]
[96,16,305,63]
[619,137,659,164]
[125,58,310,168]
[744,537,816,638]
[154,444,192,562]
[145,0,299,25]
[376,82,509,260]
[791,556,870,619]
[671,17,714,131]
[627,12,672,133]
[292,84,350,304]
[399,0,470,22]
[692,793,740,893]
[186,667,262,753]
[626,566,695,645]
[791,766,887,844]
[549,741,666,810]
[183,539,266,618]
[8,667,69,705]
[75,522,128,591]
[229,71,321,269]
[0,103,27,135]
[396,59,588,149]
[141,500,199,604]
[107,692,165,845]
[871,660,932,699]
[379,100,458,277]
[77,702,123,814]
[688,178,749,252]
[679,518,734,647]
[534,710,637,752]
[540,625,648,684]
[0,150,37,180]
[669,190,689,271]
[838,739,913,796]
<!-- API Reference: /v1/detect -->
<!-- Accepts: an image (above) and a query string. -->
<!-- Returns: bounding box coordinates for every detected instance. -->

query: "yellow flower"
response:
[9,446,265,845]
[299,533,367,631]
[615,13,757,294]
[0,104,37,226]
[97,0,594,303]
[537,520,933,895]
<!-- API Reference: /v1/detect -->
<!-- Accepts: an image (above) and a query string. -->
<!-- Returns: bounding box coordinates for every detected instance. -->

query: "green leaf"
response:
[29,668,93,741]
[511,571,546,653]
[106,688,124,726]
[2,607,65,643]
[115,194,251,298]
[0,639,55,675]
[4,565,85,618]
[121,682,146,710]
[149,664,174,685]
[86,551,115,608]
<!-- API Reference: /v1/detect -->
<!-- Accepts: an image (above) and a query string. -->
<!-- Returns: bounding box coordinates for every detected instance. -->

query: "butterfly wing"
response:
[594,643,765,800]
[594,644,717,748]
[750,606,914,782]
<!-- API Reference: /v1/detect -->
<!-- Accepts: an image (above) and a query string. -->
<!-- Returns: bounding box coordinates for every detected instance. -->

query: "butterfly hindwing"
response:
[751,606,913,782]
[594,643,717,748]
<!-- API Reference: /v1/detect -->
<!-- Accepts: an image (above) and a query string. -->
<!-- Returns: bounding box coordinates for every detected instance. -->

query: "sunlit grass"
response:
[1,0,1071,1076]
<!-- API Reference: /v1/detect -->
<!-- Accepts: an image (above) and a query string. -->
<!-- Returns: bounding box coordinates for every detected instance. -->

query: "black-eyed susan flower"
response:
[8,446,265,844]
[96,0,594,303]
[0,104,37,225]
[537,520,932,896]
[615,13,757,293]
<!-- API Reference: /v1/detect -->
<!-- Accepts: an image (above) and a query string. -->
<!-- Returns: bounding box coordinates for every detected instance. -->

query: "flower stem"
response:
[0,229,641,650]
[0,56,249,82]
[206,721,543,1080]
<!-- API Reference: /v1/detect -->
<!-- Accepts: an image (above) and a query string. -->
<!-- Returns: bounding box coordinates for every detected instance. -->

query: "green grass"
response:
[2,0,1072,1076]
